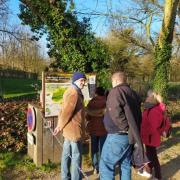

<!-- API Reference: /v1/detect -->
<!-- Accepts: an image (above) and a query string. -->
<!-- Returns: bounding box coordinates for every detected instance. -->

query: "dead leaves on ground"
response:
[0,101,36,152]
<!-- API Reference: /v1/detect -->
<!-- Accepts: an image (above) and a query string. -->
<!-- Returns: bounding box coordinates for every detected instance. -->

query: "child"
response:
[140,90,166,180]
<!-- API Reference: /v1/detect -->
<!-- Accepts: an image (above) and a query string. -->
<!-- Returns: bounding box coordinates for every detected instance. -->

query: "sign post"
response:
[27,71,96,166]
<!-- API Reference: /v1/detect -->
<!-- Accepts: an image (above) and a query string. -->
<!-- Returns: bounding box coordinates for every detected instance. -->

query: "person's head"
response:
[147,89,154,98]
[95,87,105,96]
[111,71,127,87]
[145,89,158,104]
[72,72,86,89]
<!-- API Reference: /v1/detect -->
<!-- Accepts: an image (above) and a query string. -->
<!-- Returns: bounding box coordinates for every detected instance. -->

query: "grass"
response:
[0,152,35,173]
[0,77,41,98]
[0,151,59,179]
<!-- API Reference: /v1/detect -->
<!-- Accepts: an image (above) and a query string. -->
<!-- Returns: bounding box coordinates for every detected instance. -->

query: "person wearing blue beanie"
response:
[72,72,86,83]
[72,72,86,91]
[53,71,86,180]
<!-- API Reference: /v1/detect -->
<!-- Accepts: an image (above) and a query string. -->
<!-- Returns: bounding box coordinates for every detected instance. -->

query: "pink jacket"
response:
[141,103,166,147]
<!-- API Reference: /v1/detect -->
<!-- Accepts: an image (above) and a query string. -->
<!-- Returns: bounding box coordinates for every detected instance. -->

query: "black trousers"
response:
[145,145,162,179]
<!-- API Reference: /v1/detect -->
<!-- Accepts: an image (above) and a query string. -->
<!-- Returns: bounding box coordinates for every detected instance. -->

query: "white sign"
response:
[27,132,35,145]
[43,73,96,117]
[88,75,96,84]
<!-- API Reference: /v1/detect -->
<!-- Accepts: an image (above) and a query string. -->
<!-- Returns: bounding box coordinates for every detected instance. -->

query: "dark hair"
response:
[95,87,105,96]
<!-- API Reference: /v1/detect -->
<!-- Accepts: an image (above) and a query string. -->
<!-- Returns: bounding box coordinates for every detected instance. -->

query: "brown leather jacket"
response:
[57,86,85,142]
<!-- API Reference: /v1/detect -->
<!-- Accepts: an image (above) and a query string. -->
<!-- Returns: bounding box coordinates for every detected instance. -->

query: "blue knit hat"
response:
[72,72,86,82]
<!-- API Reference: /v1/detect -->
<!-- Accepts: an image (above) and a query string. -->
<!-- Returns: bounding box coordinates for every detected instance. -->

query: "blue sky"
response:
[8,0,20,24]
[8,0,109,36]
[8,0,49,57]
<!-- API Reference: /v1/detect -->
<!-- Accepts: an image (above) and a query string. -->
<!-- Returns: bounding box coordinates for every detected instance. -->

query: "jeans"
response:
[61,139,82,180]
[91,134,107,171]
[100,134,132,180]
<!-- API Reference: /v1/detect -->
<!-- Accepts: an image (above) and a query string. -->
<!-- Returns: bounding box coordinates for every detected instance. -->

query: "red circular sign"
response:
[27,107,36,132]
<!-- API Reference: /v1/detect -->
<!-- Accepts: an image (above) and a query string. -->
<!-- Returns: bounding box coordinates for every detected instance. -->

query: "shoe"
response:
[137,170,152,178]
[93,169,99,175]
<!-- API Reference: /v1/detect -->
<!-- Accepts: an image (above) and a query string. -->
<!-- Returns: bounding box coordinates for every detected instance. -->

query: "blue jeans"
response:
[61,139,82,180]
[99,134,132,180]
[91,134,107,171]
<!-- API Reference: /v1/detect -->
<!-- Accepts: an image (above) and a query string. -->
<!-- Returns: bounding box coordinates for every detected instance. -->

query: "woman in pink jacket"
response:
[141,91,165,180]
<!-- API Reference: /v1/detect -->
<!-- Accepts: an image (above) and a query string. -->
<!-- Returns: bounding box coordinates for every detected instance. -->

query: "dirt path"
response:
[2,123,180,180]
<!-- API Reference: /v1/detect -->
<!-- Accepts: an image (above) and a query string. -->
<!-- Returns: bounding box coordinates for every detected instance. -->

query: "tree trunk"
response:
[153,0,179,99]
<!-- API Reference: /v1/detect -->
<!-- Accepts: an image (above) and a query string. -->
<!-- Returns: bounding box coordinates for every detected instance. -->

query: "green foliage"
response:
[40,160,58,172]
[96,68,111,89]
[19,155,36,171]
[0,152,35,173]
[104,29,133,72]
[19,1,110,73]
[153,41,172,99]
[0,152,58,177]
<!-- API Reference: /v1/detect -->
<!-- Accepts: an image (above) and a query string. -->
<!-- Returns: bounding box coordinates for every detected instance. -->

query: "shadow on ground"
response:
[161,156,180,179]
[158,126,180,154]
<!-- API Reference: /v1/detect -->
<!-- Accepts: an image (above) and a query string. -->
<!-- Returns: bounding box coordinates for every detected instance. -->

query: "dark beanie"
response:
[72,72,86,82]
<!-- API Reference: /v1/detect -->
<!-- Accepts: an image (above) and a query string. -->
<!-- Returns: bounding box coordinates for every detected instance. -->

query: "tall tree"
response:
[19,0,110,73]
[0,27,46,74]
[75,0,180,97]
[153,0,179,98]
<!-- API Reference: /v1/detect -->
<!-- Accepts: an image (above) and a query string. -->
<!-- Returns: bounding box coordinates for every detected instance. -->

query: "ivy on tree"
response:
[19,0,110,73]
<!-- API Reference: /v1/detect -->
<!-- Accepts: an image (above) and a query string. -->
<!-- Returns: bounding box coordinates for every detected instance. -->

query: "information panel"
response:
[43,72,96,117]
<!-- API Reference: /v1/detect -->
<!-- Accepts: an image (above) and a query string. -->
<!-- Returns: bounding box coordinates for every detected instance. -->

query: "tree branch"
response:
[0,29,26,41]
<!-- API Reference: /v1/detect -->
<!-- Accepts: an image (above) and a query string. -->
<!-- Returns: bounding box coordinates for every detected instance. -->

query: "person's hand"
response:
[155,94,163,103]
[53,126,61,136]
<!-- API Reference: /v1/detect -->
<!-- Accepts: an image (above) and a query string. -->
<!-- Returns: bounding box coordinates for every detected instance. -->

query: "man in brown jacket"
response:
[53,72,86,180]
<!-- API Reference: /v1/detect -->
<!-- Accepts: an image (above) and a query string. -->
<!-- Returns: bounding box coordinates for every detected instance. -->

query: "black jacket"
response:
[104,83,142,144]
[104,83,148,167]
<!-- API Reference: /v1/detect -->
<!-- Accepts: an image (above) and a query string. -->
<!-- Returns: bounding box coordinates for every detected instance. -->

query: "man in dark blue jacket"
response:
[99,71,142,180]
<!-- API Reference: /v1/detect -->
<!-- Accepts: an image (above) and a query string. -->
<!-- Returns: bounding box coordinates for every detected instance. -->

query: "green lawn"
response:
[0,77,41,98]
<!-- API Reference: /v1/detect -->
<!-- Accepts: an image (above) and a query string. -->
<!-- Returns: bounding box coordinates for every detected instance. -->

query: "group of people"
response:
[53,71,168,180]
